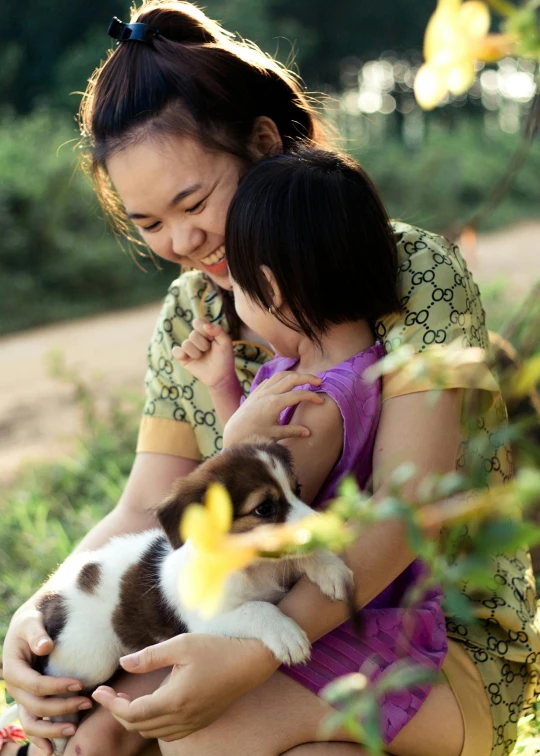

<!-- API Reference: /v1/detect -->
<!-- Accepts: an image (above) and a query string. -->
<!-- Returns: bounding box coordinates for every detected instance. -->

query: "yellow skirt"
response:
[443,639,537,756]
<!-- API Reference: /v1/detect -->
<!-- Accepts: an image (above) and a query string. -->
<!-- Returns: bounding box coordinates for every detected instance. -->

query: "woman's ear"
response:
[261,265,283,310]
[250,117,283,159]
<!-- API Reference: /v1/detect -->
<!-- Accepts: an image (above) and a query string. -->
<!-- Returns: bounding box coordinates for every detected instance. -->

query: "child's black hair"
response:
[225,147,402,345]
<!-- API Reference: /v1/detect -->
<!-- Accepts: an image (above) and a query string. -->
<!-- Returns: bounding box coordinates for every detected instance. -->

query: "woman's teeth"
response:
[201,246,225,266]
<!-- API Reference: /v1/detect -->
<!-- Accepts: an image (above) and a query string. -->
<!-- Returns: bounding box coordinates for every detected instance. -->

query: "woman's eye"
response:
[186,198,205,214]
[254,500,277,518]
[141,222,161,233]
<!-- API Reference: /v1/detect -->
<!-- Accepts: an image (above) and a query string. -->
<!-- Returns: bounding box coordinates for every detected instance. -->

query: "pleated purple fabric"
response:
[249,343,448,744]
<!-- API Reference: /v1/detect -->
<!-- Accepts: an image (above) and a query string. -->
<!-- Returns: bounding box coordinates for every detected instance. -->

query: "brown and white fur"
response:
[1,439,352,756]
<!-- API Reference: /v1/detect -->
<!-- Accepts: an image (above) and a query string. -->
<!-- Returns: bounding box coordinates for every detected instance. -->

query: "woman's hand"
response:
[223,371,323,446]
[3,601,92,755]
[172,318,235,389]
[92,633,279,742]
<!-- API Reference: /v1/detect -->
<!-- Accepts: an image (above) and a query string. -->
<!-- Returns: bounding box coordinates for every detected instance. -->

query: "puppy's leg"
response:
[47,696,81,756]
[188,602,311,665]
[298,550,354,603]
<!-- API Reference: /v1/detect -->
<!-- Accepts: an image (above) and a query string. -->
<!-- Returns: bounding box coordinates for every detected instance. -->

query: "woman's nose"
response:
[171,224,206,260]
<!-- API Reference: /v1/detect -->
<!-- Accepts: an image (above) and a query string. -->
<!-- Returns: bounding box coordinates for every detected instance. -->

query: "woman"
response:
[3,3,538,756]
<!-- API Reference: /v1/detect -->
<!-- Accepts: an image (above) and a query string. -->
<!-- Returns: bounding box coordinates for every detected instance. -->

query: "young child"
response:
[173,147,448,746]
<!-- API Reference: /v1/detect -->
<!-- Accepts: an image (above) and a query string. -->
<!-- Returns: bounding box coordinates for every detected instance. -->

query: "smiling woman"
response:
[2,2,539,756]
[106,137,239,283]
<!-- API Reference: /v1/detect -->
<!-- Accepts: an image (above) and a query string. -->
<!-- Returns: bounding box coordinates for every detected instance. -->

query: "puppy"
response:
[3,439,352,755]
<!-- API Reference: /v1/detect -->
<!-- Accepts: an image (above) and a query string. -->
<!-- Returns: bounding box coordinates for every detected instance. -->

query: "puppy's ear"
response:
[156,479,208,549]
[265,440,294,473]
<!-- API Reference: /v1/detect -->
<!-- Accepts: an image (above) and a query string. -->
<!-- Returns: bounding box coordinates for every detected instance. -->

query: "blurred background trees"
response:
[3,0,436,111]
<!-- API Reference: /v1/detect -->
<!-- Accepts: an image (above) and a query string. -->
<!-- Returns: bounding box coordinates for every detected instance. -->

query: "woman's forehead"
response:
[106,135,227,212]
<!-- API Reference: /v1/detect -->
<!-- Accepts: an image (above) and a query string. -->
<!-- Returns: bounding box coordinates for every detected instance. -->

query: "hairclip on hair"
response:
[108,17,162,44]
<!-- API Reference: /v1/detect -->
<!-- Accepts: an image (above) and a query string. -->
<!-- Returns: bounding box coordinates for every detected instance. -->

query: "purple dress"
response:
[249,343,448,744]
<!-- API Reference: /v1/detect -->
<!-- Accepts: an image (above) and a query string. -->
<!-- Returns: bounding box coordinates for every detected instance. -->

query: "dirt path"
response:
[1,221,539,486]
[0,304,161,485]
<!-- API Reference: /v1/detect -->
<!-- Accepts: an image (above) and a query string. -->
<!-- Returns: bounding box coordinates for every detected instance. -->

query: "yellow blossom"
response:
[179,483,257,617]
[179,485,353,617]
[414,0,513,109]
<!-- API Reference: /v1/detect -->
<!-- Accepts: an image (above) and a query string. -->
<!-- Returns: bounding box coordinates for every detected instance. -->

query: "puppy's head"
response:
[156,437,303,549]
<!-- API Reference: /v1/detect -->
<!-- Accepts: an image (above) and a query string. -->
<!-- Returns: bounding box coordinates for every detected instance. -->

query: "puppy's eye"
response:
[294,483,302,498]
[254,500,277,518]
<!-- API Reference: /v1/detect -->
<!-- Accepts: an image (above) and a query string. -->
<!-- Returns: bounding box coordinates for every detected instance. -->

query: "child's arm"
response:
[223,373,342,503]
[279,395,343,504]
[172,318,243,427]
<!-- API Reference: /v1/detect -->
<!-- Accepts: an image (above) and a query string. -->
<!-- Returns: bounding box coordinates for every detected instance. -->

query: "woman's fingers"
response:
[151,725,191,741]
[18,703,76,744]
[5,661,83,699]
[92,687,165,725]
[10,685,91,718]
[15,612,53,657]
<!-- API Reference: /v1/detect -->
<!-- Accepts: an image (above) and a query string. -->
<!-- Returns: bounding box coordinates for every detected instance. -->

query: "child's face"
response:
[231,277,299,357]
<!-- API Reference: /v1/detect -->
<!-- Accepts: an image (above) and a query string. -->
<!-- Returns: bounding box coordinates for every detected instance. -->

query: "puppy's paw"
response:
[260,612,311,665]
[302,551,354,602]
[51,737,69,756]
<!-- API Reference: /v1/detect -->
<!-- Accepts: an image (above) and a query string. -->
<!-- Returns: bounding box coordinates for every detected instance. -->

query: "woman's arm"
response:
[280,393,343,504]
[74,452,198,552]
[2,451,198,754]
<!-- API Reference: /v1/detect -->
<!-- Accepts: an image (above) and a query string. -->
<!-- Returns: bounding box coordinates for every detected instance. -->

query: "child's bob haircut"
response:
[225,147,402,344]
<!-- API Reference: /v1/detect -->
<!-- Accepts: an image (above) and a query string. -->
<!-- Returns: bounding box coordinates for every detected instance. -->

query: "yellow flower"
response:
[179,483,257,617]
[415,0,513,109]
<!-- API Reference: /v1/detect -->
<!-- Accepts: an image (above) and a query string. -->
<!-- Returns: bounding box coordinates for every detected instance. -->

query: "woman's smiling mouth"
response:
[200,245,228,276]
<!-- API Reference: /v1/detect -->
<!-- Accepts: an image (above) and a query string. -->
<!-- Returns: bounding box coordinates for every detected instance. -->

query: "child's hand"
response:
[172,318,235,389]
[223,371,324,447]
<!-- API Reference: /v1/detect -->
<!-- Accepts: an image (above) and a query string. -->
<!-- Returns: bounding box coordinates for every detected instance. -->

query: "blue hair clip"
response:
[108,17,161,44]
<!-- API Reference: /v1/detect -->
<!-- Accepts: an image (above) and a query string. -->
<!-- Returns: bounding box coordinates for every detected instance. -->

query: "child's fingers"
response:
[265,372,322,392]
[172,346,185,362]
[188,330,212,353]
[277,389,325,411]
[179,340,204,361]
[273,424,312,439]
[194,318,232,348]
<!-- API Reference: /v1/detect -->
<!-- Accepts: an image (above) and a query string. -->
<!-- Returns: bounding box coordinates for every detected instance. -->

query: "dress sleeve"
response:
[377,225,500,403]
[136,275,204,461]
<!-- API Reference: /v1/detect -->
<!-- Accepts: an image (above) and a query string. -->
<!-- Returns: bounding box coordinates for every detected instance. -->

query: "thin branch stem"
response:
[457,87,540,235]
[485,0,517,16]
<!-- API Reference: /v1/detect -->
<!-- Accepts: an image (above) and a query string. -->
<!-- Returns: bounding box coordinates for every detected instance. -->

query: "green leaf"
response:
[323,673,370,704]
[376,660,438,694]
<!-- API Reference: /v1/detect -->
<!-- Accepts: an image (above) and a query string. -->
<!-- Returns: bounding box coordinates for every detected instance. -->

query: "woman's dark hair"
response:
[79,1,331,337]
[79,1,329,236]
[226,148,401,344]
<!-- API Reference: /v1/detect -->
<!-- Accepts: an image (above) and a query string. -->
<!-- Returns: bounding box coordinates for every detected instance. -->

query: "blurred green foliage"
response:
[0,109,178,334]
[352,119,540,234]
[0,362,142,644]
